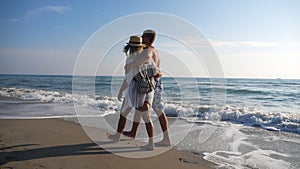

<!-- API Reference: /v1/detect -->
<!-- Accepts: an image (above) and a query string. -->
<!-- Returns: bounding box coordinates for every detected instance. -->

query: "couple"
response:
[108,30,170,150]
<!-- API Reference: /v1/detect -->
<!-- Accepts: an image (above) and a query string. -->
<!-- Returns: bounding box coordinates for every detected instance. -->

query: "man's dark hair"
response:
[142,29,156,45]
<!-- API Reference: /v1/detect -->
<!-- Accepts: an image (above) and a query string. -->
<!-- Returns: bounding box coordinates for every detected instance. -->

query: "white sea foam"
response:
[204,150,293,169]
[173,120,299,169]
[198,124,295,169]
[0,87,121,110]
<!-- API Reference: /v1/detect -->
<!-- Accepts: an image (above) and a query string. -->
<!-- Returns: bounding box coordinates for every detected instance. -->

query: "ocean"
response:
[0,74,299,168]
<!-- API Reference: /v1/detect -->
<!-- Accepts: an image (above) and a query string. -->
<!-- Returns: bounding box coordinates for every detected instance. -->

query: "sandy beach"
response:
[0,119,215,169]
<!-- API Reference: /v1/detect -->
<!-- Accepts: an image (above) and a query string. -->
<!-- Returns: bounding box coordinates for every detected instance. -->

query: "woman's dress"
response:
[120,54,158,112]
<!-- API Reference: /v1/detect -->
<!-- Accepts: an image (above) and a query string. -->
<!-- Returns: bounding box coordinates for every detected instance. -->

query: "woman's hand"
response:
[118,91,123,101]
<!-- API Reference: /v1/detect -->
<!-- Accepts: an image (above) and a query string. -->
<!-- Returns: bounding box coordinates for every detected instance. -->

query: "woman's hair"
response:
[123,45,143,57]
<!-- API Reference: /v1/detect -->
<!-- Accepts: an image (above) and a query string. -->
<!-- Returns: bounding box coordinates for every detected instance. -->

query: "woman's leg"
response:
[107,107,131,142]
[123,99,150,137]
[122,111,141,138]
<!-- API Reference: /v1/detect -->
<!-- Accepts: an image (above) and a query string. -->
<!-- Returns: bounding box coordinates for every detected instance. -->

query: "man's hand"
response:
[154,71,163,79]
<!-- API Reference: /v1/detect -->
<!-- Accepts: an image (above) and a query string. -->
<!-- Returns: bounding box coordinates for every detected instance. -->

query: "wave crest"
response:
[1,86,299,134]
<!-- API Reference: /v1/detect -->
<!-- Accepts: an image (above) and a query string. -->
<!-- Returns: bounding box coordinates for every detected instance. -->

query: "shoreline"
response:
[0,118,215,169]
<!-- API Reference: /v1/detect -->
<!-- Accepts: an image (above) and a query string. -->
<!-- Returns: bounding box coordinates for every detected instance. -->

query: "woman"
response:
[108,35,158,150]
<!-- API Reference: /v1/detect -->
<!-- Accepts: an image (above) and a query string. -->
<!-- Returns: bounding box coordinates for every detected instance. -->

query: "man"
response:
[123,29,170,146]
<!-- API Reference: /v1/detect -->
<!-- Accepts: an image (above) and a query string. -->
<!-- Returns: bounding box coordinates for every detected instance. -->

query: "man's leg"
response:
[140,102,154,150]
[152,78,170,146]
[154,109,171,146]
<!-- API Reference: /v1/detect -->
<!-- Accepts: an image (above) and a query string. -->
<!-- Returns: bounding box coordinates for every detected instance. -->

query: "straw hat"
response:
[127,36,145,47]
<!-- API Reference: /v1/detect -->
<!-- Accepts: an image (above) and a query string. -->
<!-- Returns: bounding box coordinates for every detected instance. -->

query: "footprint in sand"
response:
[178,157,198,164]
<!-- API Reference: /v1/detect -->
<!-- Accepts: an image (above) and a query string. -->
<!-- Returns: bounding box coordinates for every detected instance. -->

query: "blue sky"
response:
[0,0,299,78]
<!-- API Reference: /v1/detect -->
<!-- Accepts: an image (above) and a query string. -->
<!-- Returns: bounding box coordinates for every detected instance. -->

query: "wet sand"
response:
[0,119,215,169]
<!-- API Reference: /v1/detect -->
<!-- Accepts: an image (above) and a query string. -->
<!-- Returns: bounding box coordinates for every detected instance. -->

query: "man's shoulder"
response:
[144,46,157,53]
[143,45,155,49]
[147,46,158,52]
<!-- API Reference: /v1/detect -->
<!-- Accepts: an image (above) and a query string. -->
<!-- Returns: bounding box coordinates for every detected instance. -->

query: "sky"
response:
[0,0,299,79]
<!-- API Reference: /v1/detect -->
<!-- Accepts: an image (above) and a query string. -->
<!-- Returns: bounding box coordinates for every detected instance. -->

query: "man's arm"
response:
[124,49,152,73]
[152,48,163,78]
[152,48,160,69]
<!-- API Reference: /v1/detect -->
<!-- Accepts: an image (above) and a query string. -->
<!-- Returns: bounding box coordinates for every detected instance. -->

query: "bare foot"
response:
[106,133,120,142]
[140,144,155,151]
[122,131,135,138]
[155,140,171,147]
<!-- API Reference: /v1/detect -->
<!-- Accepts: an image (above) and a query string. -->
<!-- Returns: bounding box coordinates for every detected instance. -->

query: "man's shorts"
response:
[152,78,164,110]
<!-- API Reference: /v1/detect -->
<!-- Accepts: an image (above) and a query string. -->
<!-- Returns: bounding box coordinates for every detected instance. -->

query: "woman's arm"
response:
[118,79,128,101]
[124,49,152,73]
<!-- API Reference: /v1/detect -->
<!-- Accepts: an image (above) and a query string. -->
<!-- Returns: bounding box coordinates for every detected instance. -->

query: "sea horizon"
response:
[1,73,299,80]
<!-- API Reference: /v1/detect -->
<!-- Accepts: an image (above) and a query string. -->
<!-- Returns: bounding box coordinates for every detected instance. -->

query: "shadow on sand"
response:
[0,141,141,165]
